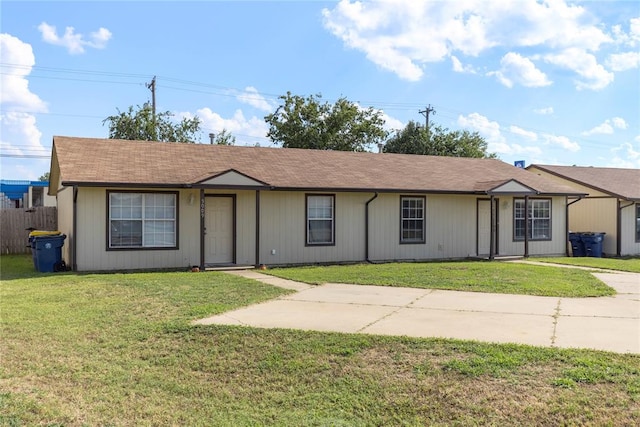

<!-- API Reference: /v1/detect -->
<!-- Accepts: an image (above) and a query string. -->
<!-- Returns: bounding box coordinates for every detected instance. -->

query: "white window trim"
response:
[108,191,178,250]
[400,196,426,244]
[306,194,335,246]
[514,198,551,241]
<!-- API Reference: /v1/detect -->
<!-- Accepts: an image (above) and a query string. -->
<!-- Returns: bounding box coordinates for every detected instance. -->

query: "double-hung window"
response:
[514,198,551,241]
[401,196,425,243]
[108,192,177,249]
[306,194,335,245]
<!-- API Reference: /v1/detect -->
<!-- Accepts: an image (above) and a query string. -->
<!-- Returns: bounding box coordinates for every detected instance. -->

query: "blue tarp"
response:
[0,180,49,201]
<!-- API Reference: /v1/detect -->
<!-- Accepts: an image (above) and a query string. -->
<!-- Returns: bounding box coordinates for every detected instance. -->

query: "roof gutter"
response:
[365,192,379,263]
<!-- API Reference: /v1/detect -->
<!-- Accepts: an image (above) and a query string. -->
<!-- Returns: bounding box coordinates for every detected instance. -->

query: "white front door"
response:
[205,196,234,264]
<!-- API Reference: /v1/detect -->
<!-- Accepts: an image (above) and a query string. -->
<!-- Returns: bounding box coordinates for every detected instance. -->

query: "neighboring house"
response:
[0,180,56,209]
[527,165,640,257]
[49,136,584,272]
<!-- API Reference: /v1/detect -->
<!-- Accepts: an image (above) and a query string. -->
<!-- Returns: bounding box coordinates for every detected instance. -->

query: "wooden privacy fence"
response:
[0,207,57,254]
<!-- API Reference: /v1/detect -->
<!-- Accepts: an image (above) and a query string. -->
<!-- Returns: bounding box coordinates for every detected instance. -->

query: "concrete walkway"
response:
[194,270,640,354]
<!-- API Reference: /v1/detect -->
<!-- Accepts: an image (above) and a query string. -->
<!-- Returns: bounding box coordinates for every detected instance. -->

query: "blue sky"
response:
[1,0,639,181]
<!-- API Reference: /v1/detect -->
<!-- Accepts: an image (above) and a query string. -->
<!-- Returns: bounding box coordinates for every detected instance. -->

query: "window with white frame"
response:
[401,196,425,243]
[514,198,551,240]
[306,194,335,245]
[108,192,177,249]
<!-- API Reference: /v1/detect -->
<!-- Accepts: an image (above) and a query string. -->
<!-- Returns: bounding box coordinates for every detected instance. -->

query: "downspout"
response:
[199,189,205,270]
[72,185,78,271]
[617,200,635,257]
[565,196,584,256]
[489,194,495,260]
[365,192,378,263]
[523,195,529,258]
[255,190,261,268]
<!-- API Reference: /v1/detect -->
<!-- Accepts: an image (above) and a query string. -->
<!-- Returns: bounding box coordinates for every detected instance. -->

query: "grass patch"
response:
[2,255,638,425]
[264,261,615,297]
[533,256,640,273]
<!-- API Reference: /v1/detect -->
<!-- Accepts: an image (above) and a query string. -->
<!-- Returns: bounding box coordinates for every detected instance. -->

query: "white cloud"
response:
[322,0,613,84]
[544,48,614,90]
[458,113,546,156]
[458,113,504,143]
[609,142,640,168]
[542,134,580,152]
[0,34,47,112]
[581,117,628,136]
[612,17,640,47]
[611,117,628,130]
[606,51,640,71]
[192,108,270,146]
[451,55,476,74]
[380,111,404,132]
[0,112,48,180]
[37,22,112,54]
[510,126,537,141]
[0,34,48,179]
[236,87,275,112]
[488,52,552,88]
[534,107,553,115]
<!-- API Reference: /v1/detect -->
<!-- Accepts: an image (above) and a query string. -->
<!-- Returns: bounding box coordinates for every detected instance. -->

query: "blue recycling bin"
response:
[581,232,605,258]
[32,234,66,272]
[568,232,585,257]
[28,231,61,269]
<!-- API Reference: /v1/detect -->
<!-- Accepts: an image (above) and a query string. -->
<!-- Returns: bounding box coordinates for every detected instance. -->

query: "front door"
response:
[205,196,234,264]
[477,198,499,257]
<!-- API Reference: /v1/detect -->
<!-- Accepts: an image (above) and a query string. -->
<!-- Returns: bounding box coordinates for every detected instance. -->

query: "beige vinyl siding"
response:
[533,167,640,256]
[259,191,368,265]
[75,187,201,271]
[56,186,74,266]
[204,189,256,265]
[621,204,640,255]
[568,198,617,256]
[497,196,567,256]
[369,194,478,261]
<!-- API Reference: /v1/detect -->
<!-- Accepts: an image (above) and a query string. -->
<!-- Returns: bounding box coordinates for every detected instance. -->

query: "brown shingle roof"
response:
[52,136,582,195]
[529,164,640,200]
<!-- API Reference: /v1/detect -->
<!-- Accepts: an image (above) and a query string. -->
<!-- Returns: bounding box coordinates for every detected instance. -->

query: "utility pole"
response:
[146,76,156,139]
[419,104,436,146]
[419,104,436,129]
[146,76,156,118]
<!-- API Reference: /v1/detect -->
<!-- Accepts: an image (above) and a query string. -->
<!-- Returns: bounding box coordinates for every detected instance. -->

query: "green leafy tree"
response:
[384,120,496,158]
[264,92,388,151]
[209,129,236,145]
[103,104,201,143]
[38,172,50,182]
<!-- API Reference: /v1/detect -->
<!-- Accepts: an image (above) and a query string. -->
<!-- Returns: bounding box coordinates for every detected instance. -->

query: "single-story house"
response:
[527,164,640,256]
[49,136,585,272]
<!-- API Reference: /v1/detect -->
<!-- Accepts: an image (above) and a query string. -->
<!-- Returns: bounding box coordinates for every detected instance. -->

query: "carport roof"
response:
[50,136,583,196]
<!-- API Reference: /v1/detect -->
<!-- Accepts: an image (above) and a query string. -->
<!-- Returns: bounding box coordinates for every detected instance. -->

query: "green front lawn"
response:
[533,256,640,273]
[2,255,638,425]
[264,260,615,297]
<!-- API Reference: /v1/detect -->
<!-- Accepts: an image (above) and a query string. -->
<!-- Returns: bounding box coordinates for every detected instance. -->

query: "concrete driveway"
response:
[194,270,640,354]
